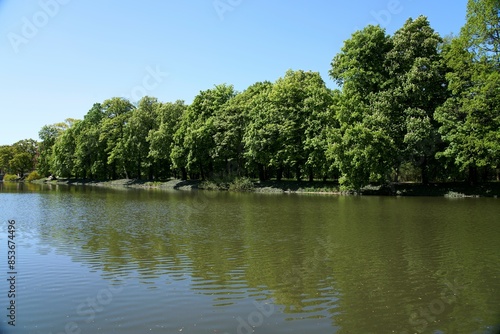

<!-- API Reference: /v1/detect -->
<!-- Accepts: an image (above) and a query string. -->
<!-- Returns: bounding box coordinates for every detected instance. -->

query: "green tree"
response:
[244,71,334,182]
[99,98,135,179]
[172,84,236,179]
[330,25,392,97]
[242,81,276,181]
[270,70,334,181]
[0,145,15,174]
[327,94,396,190]
[9,152,33,176]
[38,120,74,176]
[73,103,108,179]
[215,82,271,178]
[301,85,337,182]
[329,25,395,189]
[123,96,158,179]
[147,100,186,179]
[330,18,449,188]
[435,0,500,183]
[51,121,80,177]
[10,139,38,175]
[385,16,448,184]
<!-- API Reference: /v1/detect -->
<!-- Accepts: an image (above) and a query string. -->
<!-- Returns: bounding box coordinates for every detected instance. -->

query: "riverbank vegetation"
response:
[1,0,499,191]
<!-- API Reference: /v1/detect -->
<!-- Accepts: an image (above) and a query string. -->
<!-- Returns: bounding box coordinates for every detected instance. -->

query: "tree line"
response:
[2,0,499,189]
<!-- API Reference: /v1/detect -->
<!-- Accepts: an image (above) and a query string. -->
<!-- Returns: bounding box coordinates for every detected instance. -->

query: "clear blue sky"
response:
[0,0,468,145]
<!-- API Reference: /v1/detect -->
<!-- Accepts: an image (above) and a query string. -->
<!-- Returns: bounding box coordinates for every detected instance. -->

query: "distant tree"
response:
[270,70,334,181]
[0,145,15,174]
[329,25,395,189]
[10,139,38,175]
[435,0,500,183]
[73,103,107,179]
[147,100,186,179]
[242,81,277,181]
[330,25,392,96]
[243,71,334,182]
[9,152,33,176]
[38,120,74,176]
[123,96,158,179]
[385,16,448,184]
[214,81,272,178]
[99,98,135,179]
[330,18,449,188]
[172,84,236,179]
[51,121,80,177]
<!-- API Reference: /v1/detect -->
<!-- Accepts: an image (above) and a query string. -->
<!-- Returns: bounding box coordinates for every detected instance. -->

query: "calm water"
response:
[0,182,499,334]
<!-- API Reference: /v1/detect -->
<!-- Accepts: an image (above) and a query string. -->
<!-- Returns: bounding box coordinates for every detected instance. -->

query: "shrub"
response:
[3,174,18,182]
[229,177,255,192]
[26,171,43,182]
[199,180,222,191]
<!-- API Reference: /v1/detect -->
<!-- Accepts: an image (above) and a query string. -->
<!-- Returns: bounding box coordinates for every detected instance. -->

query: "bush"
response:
[229,177,255,192]
[199,180,222,191]
[3,174,18,182]
[26,171,43,182]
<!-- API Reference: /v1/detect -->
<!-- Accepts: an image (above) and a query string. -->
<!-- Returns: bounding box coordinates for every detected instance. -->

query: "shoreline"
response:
[20,178,500,198]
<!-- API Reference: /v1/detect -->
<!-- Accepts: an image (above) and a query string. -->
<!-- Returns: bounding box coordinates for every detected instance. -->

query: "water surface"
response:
[0,182,499,333]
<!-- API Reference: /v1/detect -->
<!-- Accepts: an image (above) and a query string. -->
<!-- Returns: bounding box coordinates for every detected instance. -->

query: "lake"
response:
[1,182,499,334]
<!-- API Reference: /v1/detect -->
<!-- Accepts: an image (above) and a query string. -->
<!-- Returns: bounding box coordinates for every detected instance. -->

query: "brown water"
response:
[0,182,499,333]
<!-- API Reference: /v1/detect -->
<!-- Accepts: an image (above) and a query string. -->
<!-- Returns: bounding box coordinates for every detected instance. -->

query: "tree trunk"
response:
[199,163,205,180]
[394,166,400,183]
[258,164,265,182]
[181,167,187,181]
[276,167,283,182]
[420,156,429,185]
[148,165,154,181]
[480,167,489,182]
[137,160,141,179]
[124,166,129,180]
[309,168,314,183]
[208,160,214,178]
[111,161,117,180]
[295,165,301,182]
[468,165,478,186]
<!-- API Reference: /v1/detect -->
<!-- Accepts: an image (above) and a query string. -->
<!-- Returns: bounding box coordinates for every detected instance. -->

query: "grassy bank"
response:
[26,177,500,198]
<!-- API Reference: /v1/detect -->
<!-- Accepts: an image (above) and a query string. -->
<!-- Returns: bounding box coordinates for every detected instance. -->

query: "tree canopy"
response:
[5,0,498,188]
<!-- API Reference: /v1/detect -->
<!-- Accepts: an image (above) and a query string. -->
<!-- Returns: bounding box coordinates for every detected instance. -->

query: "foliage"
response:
[329,16,452,189]
[435,0,500,183]
[12,0,499,189]
[147,100,186,179]
[199,180,221,191]
[172,84,236,180]
[0,139,38,176]
[228,177,255,192]
[37,122,68,176]
[3,174,18,182]
[329,25,395,190]
[26,171,42,182]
